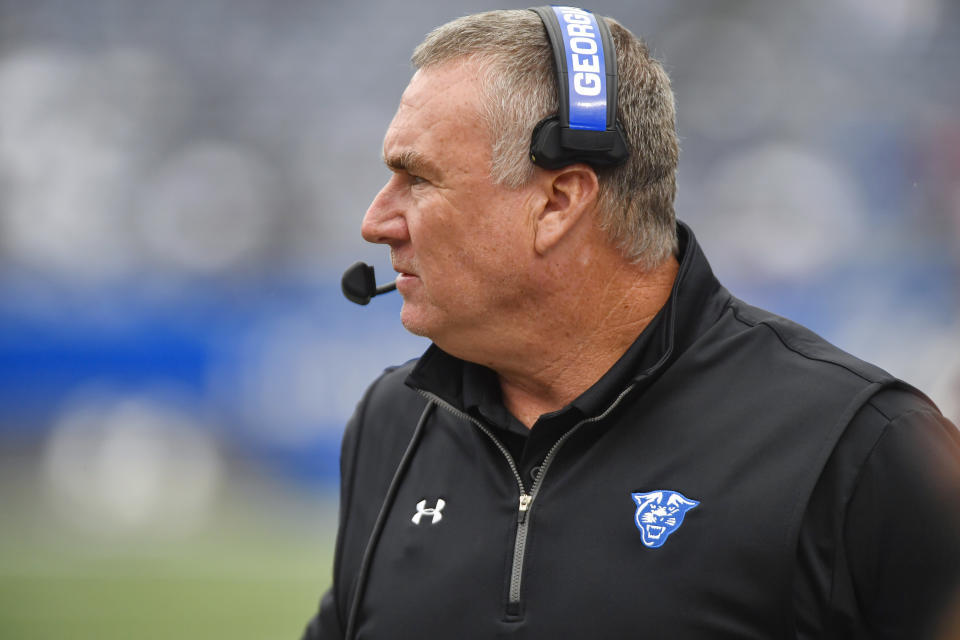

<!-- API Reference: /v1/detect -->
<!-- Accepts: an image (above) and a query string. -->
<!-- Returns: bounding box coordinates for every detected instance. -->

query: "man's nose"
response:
[361,177,407,245]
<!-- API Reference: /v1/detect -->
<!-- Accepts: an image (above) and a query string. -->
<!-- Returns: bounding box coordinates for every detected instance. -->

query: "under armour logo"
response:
[412,498,445,525]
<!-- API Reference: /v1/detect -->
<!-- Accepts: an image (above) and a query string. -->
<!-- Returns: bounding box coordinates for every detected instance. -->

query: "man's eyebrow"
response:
[383,150,442,178]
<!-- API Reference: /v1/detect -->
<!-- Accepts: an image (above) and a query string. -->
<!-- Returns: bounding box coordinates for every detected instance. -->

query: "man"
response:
[303,8,960,639]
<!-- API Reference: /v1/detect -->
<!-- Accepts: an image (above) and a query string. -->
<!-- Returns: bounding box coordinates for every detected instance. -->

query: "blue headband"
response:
[529,6,629,169]
[550,6,607,131]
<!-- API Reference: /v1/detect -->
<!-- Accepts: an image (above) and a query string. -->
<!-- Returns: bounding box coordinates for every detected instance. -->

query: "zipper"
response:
[509,492,533,608]
[418,384,637,613]
[416,390,527,492]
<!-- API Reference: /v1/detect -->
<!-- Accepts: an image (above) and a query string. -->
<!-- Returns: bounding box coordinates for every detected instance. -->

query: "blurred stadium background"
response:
[0,0,957,637]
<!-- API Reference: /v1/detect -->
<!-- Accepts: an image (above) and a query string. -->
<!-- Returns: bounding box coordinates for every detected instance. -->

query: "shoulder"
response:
[842,390,960,636]
[360,358,425,418]
[824,385,957,490]
[723,296,893,386]
[849,387,960,504]
[795,385,960,637]
[726,297,955,464]
[344,358,427,461]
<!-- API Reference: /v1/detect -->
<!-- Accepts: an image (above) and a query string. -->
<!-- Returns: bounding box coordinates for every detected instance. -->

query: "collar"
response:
[404,221,730,429]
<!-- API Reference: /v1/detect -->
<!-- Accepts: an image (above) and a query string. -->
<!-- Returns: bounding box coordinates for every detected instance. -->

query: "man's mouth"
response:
[393,265,417,278]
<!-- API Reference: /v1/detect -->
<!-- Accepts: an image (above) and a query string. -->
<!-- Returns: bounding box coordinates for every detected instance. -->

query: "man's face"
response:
[361,60,541,355]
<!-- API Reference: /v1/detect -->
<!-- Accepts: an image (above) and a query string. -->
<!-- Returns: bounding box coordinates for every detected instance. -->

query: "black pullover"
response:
[304,223,960,640]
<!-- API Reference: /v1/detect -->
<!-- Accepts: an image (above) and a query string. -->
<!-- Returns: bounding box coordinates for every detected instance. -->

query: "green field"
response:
[0,466,337,640]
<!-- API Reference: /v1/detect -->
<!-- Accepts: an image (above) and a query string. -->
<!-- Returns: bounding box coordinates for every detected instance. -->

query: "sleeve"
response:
[299,383,369,640]
[844,408,960,639]
[300,591,341,640]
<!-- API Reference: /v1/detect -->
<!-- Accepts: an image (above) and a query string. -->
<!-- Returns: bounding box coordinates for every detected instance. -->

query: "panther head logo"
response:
[631,490,699,548]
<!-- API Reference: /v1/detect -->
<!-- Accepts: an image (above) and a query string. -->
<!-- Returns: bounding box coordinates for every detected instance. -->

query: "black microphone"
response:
[341,261,397,305]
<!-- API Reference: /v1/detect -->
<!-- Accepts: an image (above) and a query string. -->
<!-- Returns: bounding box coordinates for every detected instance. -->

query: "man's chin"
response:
[399,304,435,339]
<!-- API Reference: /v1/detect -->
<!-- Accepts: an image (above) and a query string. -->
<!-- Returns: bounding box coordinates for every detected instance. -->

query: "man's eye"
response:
[409,174,428,186]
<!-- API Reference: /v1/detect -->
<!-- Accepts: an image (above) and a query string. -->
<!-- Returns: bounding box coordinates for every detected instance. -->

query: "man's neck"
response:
[495,254,679,428]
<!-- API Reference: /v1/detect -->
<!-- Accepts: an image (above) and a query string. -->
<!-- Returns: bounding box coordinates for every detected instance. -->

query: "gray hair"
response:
[412,9,679,268]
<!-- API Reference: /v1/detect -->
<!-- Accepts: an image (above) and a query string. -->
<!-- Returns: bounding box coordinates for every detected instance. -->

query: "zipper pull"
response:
[518,493,532,523]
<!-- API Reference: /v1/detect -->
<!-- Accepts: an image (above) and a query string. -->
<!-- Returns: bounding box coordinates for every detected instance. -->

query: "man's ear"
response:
[533,164,599,255]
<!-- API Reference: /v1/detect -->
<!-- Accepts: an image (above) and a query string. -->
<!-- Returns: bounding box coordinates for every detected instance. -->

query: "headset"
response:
[337,7,627,638]
[342,5,628,304]
[528,5,629,169]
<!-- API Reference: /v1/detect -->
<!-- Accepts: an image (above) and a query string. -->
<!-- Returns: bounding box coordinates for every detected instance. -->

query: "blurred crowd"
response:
[0,0,957,538]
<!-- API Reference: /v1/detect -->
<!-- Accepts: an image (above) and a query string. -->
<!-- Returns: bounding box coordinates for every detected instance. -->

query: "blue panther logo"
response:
[631,490,699,548]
